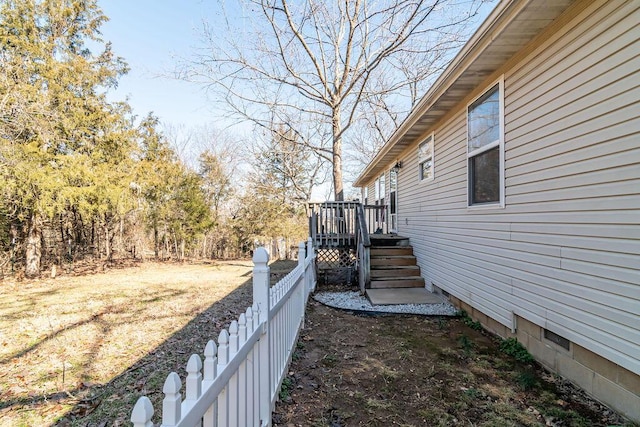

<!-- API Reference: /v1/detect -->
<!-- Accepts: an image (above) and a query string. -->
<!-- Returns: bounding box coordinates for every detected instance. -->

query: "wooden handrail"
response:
[356,203,371,293]
[356,204,371,248]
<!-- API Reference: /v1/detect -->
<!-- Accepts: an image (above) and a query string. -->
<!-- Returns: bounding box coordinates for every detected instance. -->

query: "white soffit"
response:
[354,0,575,187]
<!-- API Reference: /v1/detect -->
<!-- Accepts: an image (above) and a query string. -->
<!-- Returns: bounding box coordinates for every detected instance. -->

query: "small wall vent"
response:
[432,283,449,297]
[544,329,570,351]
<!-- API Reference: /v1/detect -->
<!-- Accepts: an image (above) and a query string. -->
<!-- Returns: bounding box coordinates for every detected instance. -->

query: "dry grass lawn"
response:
[0,260,296,426]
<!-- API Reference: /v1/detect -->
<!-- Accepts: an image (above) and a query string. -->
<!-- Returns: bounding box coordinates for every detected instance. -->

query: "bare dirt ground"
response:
[1,263,636,427]
[273,299,636,427]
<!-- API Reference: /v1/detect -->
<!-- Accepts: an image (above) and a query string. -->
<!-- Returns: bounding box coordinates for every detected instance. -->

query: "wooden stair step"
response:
[370,266,421,278]
[370,246,414,256]
[366,288,445,305]
[370,256,417,266]
[370,235,410,247]
[370,277,425,289]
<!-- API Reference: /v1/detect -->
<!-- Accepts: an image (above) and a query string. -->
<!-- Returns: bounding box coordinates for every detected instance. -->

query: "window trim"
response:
[389,167,398,232]
[418,132,435,182]
[374,173,385,204]
[466,76,505,209]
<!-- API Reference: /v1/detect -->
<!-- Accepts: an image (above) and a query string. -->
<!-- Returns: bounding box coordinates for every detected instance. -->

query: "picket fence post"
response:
[131,396,154,427]
[307,237,315,294]
[252,247,271,427]
[298,242,307,325]
[203,340,217,427]
[130,242,316,427]
[162,372,182,425]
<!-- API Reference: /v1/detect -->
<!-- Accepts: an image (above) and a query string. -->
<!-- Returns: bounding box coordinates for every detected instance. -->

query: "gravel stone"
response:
[313,291,459,316]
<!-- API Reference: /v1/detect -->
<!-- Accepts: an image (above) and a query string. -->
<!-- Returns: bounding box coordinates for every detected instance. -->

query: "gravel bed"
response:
[313,291,459,316]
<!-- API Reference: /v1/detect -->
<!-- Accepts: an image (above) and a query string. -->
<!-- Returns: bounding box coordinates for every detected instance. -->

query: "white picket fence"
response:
[130,239,316,427]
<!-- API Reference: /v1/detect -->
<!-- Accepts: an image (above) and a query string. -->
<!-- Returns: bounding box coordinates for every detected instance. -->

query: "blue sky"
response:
[98,1,222,128]
[97,1,495,133]
[97,1,496,200]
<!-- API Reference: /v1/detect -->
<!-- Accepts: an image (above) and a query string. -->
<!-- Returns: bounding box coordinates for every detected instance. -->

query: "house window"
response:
[374,173,386,223]
[389,169,398,232]
[375,173,385,205]
[362,187,368,205]
[418,133,434,181]
[467,79,504,206]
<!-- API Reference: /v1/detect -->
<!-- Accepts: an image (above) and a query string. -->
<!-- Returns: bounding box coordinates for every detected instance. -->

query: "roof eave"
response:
[354,0,572,187]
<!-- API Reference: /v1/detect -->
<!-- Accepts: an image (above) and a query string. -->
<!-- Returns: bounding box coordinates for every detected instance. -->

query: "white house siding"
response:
[395,0,640,377]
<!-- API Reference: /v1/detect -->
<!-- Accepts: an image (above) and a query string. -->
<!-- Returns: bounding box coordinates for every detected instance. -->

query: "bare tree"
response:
[182,0,489,200]
[250,124,327,203]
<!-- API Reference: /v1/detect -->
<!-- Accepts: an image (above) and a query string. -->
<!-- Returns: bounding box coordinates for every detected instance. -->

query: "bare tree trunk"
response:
[153,225,159,259]
[25,213,42,278]
[164,226,169,260]
[95,219,100,259]
[173,232,179,259]
[10,222,18,273]
[119,217,124,256]
[332,109,344,201]
[59,214,65,264]
[104,224,111,261]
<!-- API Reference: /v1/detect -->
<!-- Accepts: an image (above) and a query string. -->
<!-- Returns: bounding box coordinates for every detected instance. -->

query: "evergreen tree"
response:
[237,127,311,258]
[0,0,132,276]
[252,126,323,203]
[199,150,233,227]
[136,114,212,260]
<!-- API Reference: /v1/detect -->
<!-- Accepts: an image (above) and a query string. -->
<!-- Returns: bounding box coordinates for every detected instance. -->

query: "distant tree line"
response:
[0,0,308,278]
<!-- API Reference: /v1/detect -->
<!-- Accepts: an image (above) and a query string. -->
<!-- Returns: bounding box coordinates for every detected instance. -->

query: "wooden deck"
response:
[308,202,397,288]
[311,233,356,249]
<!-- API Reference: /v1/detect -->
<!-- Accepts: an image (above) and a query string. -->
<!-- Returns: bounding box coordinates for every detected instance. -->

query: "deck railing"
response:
[355,204,371,293]
[363,204,389,235]
[307,201,388,287]
[130,240,316,427]
[308,201,359,248]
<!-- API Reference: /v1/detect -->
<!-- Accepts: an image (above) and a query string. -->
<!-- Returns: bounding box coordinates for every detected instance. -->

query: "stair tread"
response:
[365,234,420,287]
[371,255,417,260]
[371,266,421,278]
[370,236,410,247]
[366,288,445,305]
[372,245,413,249]
[369,279,425,289]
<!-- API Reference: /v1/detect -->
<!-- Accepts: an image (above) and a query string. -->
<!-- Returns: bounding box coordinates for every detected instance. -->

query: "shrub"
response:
[500,338,534,363]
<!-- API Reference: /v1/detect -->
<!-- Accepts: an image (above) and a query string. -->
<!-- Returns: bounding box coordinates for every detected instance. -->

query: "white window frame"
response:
[466,76,505,209]
[418,132,435,182]
[389,167,398,232]
[375,173,386,203]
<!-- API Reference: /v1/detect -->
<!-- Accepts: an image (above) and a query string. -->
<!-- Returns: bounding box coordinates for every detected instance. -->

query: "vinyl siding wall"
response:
[391,0,639,376]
